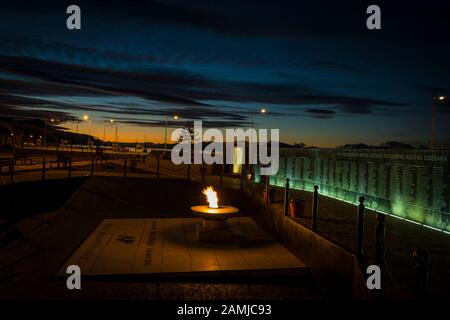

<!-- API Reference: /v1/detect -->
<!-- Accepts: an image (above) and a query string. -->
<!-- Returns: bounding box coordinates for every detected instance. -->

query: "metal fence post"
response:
[91,156,95,176]
[42,157,46,181]
[412,248,428,300]
[9,158,14,184]
[284,178,290,216]
[356,196,366,260]
[312,185,319,232]
[264,175,270,205]
[157,156,160,179]
[249,167,254,195]
[374,213,386,269]
[68,159,72,178]
[240,167,244,191]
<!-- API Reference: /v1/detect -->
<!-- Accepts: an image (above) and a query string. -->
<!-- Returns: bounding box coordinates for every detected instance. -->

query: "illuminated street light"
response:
[165,114,180,149]
[83,115,91,135]
[82,114,92,147]
[44,117,56,147]
[431,95,447,150]
[251,108,268,129]
[103,119,115,143]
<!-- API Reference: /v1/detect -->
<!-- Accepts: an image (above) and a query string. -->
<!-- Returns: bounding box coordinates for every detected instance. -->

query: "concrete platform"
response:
[58,217,307,276]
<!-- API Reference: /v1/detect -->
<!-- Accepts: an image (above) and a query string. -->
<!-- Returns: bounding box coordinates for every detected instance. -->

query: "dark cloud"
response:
[118,118,249,129]
[305,109,336,119]
[2,0,447,49]
[0,104,76,122]
[294,94,408,115]
[0,55,211,107]
[0,55,314,106]
[0,53,411,127]
[42,0,448,44]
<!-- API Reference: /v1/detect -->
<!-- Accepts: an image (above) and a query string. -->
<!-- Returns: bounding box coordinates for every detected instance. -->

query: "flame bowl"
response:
[190,205,239,221]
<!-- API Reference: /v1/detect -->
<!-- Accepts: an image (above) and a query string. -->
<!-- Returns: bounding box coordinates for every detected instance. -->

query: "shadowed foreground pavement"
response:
[0,176,322,300]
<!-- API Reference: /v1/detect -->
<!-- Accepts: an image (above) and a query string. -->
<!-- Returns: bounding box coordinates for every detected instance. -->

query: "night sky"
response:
[0,0,449,146]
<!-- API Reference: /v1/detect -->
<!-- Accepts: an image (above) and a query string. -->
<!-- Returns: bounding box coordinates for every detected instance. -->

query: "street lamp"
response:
[165,114,179,149]
[44,117,56,147]
[82,114,92,147]
[431,95,446,150]
[251,108,268,129]
[82,114,91,135]
[103,119,115,143]
[114,121,119,147]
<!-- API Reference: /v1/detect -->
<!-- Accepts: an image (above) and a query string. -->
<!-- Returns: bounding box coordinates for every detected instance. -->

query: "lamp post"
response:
[431,95,446,150]
[115,124,118,147]
[83,114,90,133]
[164,114,179,150]
[251,108,267,129]
[103,119,114,144]
[83,114,91,146]
[43,118,55,148]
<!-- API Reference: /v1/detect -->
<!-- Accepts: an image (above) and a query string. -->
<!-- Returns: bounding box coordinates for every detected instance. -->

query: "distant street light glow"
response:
[164,114,180,149]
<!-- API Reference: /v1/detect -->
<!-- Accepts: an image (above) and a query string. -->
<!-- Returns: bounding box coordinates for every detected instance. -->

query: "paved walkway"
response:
[58,217,307,276]
[0,176,320,300]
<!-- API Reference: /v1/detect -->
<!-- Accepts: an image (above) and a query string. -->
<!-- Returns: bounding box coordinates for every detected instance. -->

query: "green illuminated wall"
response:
[255,148,450,232]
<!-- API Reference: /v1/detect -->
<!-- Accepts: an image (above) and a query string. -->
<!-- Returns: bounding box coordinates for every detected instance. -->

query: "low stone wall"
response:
[250,197,370,299]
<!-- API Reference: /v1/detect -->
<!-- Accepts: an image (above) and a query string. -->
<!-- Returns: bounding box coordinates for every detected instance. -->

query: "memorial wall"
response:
[256,148,450,232]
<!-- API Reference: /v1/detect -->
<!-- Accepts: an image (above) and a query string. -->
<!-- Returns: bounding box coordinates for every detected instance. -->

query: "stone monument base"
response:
[197,224,234,242]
